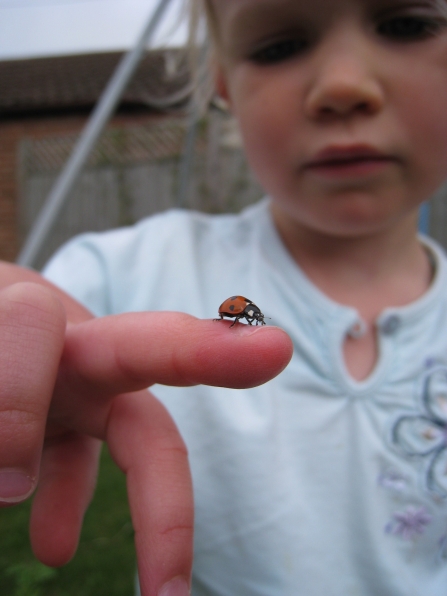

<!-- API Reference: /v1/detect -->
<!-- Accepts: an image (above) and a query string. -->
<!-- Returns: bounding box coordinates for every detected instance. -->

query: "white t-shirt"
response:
[44,199,447,595]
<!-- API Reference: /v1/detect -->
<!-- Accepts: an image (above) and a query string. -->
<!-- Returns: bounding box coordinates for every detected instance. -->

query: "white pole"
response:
[17,0,174,267]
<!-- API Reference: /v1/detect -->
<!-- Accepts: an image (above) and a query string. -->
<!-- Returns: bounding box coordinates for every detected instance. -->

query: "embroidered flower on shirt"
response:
[385,506,432,541]
[391,364,447,498]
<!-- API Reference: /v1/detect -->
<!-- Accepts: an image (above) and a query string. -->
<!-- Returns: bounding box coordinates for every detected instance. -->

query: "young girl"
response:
[3,0,447,594]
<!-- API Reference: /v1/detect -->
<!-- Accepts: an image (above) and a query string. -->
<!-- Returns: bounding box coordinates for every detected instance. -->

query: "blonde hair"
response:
[188,0,215,41]
[185,0,218,112]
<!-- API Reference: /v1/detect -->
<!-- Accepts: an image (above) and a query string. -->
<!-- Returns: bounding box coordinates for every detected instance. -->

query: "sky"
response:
[0,0,186,60]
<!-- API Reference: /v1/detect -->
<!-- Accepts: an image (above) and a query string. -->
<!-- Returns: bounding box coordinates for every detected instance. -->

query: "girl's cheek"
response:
[239,118,279,165]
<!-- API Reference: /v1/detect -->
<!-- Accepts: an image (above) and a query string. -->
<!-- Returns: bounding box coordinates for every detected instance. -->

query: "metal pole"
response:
[177,100,199,208]
[17,0,174,267]
[177,42,209,208]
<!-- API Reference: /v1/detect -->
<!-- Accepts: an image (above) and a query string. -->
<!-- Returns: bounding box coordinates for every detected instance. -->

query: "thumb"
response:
[0,283,66,504]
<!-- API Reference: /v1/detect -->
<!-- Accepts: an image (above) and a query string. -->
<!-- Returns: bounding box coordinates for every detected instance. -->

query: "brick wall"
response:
[0,110,165,263]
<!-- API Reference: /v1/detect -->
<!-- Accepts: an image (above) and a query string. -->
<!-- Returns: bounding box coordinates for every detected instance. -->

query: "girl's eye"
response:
[250,39,307,65]
[377,16,446,41]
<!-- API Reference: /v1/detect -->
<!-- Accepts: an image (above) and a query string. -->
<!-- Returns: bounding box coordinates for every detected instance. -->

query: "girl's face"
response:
[211,0,447,239]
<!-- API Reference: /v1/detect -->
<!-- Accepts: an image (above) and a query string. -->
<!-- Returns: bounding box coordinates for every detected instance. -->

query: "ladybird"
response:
[215,296,267,327]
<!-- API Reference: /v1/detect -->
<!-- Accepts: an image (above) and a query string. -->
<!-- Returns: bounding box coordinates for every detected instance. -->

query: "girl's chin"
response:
[271,203,416,240]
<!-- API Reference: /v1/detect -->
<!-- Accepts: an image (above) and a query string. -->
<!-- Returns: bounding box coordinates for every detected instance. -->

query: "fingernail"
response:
[233,323,266,336]
[0,470,35,503]
[158,577,190,596]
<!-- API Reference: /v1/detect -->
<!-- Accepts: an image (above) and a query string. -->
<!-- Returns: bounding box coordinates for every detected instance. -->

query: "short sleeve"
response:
[43,234,111,316]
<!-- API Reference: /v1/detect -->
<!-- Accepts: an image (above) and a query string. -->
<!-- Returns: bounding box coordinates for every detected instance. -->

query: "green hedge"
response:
[0,446,135,596]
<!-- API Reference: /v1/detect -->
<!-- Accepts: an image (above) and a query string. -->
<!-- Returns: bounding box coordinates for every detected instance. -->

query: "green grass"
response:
[0,446,136,596]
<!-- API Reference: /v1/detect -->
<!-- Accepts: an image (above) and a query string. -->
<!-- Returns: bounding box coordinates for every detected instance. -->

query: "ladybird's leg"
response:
[230,315,241,328]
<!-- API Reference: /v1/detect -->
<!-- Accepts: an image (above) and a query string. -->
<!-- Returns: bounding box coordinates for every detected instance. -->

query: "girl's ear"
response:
[214,63,232,108]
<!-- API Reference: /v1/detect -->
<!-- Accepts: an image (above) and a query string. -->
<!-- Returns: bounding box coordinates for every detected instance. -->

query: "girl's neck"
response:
[271,206,433,327]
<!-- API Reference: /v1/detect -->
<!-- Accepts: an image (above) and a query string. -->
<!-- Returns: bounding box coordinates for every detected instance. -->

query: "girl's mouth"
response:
[304,145,397,178]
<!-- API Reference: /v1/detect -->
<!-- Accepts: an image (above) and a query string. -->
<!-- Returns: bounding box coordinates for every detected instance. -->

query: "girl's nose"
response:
[304,47,384,121]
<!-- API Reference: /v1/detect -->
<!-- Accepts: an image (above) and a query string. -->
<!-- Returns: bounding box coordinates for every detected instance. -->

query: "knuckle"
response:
[0,406,39,433]
[112,346,151,388]
[159,522,194,539]
[0,408,41,458]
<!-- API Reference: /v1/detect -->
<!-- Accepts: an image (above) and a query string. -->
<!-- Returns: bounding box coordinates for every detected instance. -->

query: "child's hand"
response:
[0,263,293,596]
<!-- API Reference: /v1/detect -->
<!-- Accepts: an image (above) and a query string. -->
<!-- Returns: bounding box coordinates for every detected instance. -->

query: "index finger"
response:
[53,313,293,438]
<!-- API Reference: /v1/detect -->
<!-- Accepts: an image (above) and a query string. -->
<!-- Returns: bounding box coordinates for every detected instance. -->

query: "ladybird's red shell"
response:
[218,295,252,315]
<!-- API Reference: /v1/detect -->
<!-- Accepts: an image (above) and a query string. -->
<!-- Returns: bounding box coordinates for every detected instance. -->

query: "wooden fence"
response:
[19,110,263,269]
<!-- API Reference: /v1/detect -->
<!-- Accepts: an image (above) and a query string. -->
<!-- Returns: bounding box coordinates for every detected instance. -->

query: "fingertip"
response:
[211,319,293,358]
[231,321,291,341]
[190,321,293,389]
[0,469,36,505]
[29,435,101,568]
[259,326,293,357]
